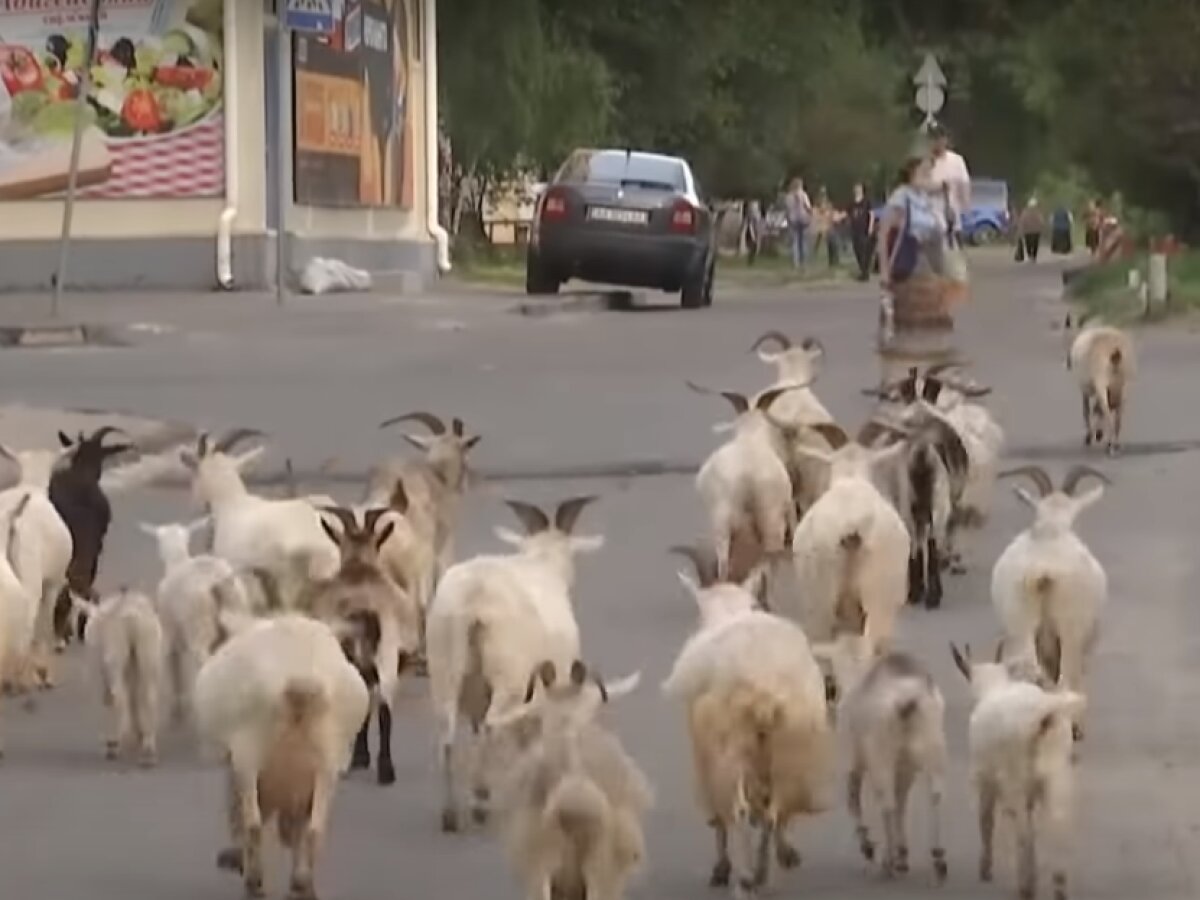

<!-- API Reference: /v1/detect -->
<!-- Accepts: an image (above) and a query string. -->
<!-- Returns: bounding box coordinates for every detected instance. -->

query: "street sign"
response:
[912,53,947,87]
[285,0,336,35]
[915,83,945,116]
[912,53,947,126]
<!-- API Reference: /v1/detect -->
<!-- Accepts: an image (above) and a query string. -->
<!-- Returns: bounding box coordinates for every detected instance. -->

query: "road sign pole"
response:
[51,0,102,318]
[275,18,289,306]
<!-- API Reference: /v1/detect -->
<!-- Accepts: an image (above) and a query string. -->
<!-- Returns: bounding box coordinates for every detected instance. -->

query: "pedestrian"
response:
[1084,198,1102,255]
[811,187,840,269]
[878,154,946,289]
[740,199,763,265]
[928,123,971,247]
[784,177,812,268]
[847,182,875,281]
[1017,197,1045,262]
[1050,205,1073,255]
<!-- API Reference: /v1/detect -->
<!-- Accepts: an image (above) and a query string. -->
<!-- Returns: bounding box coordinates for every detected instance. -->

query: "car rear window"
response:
[973,182,1008,207]
[558,151,686,192]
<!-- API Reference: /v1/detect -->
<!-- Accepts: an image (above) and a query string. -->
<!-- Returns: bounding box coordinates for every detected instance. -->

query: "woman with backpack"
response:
[877,154,945,289]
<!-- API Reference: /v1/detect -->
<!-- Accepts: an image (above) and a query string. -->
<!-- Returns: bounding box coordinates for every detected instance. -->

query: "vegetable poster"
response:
[293,0,414,209]
[0,0,225,200]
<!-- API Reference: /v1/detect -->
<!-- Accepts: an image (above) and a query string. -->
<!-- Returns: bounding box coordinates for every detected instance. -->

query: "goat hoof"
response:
[217,848,243,873]
[1019,887,1035,900]
[1053,873,1067,900]
[733,875,757,899]
[1072,723,1084,742]
[709,858,731,887]
[288,877,316,900]
[776,843,801,869]
[440,808,460,833]
[376,761,396,785]
[104,740,120,760]
[471,804,489,825]
[933,848,947,883]
[350,751,370,770]
[243,874,266,898]
[138,748,158,769]
[979,859,993,882]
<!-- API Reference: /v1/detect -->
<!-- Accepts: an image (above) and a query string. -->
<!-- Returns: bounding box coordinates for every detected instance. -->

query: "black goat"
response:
[48,426,134,644]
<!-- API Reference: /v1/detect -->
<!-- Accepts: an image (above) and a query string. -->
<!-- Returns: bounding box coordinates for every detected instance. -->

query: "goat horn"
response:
[940,377,992,398]
[591,671,609,703]
[378,411,446,434]
[214,428,266,453]
[451,417,465,437]
[362,507,392,536]
[90,425,129,444]
[800,336,824,354]
[998,465,1053,497]
[503,499,551,535]
[686,381,750,417]
[750,330,791,353]
[197,433,210,456]
[318,506,357,533]
[1061,465,1111,496]
[856,418,908,446]
[810,422,850,450]
[668,544,719,588]
[924,361,961,378]
[554,495,598,534]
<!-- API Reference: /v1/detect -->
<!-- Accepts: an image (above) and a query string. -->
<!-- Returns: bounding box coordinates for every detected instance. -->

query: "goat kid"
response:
[1063,312,1135,455]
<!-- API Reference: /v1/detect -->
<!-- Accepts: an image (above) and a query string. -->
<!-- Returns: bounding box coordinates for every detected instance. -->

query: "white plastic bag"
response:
[944,243,969,285]
[299,257,373,295]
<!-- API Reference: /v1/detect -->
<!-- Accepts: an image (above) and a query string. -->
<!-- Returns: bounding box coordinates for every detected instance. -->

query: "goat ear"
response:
[604,671,641,700]
[57,431,74,448]
[0,444,15,463]
[569,533,605,555]
[180,449,199,471]
[186,516,211,535]
[403,434,433,453]
[711,421,736,435]
[676,570,702,598]
[1012,486,1039,510]
[949,642,972,682]
[137,522,158,537]
[462,435,482,452]
[1069,483,1105,517]
[493,526,525,547]
[232,445,266,471]
[374,520,396,549]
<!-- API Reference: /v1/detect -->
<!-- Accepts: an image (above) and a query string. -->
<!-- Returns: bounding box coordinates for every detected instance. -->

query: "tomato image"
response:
[0,45,44,96]
[121,88,162,133]
[153,65,214,91]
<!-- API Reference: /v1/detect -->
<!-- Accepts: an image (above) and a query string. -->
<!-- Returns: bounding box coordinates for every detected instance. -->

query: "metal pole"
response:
[52,0,103,318]
[274,16,291,305]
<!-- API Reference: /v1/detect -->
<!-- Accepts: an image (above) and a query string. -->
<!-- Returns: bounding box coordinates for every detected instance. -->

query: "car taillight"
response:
[670,199,697,233]
[541,188,568,221]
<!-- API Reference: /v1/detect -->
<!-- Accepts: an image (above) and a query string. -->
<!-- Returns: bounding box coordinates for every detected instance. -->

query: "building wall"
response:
[0,0,434,292]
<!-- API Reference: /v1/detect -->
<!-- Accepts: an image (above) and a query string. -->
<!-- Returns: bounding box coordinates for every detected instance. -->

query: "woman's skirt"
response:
[1051,228,1073,255]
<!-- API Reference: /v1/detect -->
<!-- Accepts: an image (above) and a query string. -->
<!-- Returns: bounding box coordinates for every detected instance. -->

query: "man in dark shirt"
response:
[847,182,875,281]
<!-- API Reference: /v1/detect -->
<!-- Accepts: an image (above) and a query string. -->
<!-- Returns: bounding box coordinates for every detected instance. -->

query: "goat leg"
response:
[848,764,875,862]
[977,779,997,882]
[376,701,396,785]
[350,719,371,770]
[709,819,732,886]
[924,538,943,610]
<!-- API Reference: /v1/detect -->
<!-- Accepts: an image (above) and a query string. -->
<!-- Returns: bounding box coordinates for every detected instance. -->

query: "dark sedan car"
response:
[526,148,717,308]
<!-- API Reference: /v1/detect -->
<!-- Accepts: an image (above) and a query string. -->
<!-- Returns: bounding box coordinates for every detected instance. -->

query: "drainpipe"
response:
[216,0,239,289]
[424,0,451,273]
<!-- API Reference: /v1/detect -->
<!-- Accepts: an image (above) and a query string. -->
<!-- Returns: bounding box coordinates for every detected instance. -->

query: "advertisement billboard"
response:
[0,0,226,200]
[292,0,414,209]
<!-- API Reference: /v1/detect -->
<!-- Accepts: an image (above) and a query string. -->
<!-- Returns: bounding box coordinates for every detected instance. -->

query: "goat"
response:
[71,587,164,766]
[749,332,838,515]
[194,612,369,900]
[951,642,1084,900]
[1063,312,1135,455]
[140,519,250,726]
[306,504,421,786]
[0,443,73,691]
[757,417,911,651]
[489,659,650,900]
[426,495,602,833]
[0,495,34,754]
[663,544,834,898]
[812,632,948,882]
[47,426,135,648]
[689,381,809,583]
[180,430,340,612]
[991,465,1109,741]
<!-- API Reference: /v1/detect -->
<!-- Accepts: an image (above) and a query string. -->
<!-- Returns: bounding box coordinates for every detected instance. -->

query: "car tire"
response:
[971,223,1000,246]
[680,258,709,309]
[525,251,560,295]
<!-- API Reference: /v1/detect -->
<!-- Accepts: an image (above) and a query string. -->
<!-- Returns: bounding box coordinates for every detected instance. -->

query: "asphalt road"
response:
[1,252,1198,900]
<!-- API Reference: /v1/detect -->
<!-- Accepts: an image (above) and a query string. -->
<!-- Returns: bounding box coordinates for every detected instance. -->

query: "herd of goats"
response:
[0,308,1135,900]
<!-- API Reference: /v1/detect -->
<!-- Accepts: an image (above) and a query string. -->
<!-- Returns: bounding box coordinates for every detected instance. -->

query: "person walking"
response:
[1017,197,1045,262]
[847,182,875,281]
[784,177,812,268]
[1050,205,1074,255]
[878,154,946,287]
[740,199,763,265]
[1084,198,1102,255]
[928,123,971,247]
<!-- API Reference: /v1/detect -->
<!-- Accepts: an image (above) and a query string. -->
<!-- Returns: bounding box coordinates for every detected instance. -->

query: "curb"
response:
[0,323,130,349]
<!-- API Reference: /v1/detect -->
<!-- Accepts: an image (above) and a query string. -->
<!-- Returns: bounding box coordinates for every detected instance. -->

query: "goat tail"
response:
[546,774,608,851]
[281,676,329,730]
[1023,571,1054,603]
[4,492,30,578]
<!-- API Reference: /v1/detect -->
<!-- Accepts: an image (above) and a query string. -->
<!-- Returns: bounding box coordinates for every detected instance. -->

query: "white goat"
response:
[427,495,603,833]
[489,659,650,900]
[194,612,369,900]
[0,495,34,755]
[0,443,73,690]
[813,632,948,882]
[72,587,164,766]
[758,419,910,652]
[1064,312,1135,455]
[690,381,809,583]
[180,430,339,612]
[663,545,834,899]
[140,518,250,726]
[951,643,1085,900]
[749,331,839,515]
[991,465,1109,741]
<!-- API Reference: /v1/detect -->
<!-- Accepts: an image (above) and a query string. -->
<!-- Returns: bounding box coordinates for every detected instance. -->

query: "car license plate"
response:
[587,206,648,225]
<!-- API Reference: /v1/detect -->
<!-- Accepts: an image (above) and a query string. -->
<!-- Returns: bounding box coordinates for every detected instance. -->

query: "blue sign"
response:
[285,0,336,35]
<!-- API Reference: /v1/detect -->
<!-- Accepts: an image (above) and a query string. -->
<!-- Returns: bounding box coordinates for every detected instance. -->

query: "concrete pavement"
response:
[0,251,1198,899]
